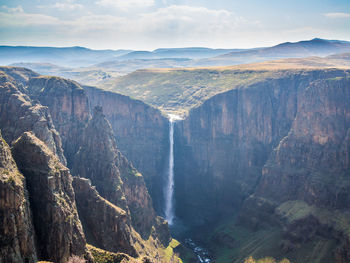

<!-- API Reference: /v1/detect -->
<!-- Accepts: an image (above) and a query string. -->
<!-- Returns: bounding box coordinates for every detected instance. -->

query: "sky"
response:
[0,0,349,50]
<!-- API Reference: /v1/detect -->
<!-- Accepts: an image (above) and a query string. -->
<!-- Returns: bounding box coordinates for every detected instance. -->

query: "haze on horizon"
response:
[0,0,349,50]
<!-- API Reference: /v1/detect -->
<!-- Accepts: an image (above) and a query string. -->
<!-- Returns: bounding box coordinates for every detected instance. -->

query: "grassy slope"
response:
[188,214,337,263]
[99,57,350,116]
[101,68,284,116]
[88,238,184,263]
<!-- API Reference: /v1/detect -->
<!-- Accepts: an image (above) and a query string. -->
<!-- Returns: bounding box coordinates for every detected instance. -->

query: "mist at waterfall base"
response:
[163,114,212,263]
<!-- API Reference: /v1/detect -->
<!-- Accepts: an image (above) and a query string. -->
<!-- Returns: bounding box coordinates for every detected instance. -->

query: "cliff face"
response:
[0,71,66,165]
[84,86,169,212]
[173,69,350,262]
[27,76,90,167]
[72,177,138,257]
[175,69,349,224]
[256,77,350,207]
[12,132,87,263]
[72,107,171,260]
[73,106,158,238]
[73,178,169,261]
[238,77,350,262]
[0,66,173,262]
[0,132,37,263]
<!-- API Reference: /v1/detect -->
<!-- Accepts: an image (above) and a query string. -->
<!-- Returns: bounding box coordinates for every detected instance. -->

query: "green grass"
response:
[99,67,350,116]
[162,239,184,263]
[188,212,339,263]
[87,244,136,263]
[244,256,291,263]
[276,200,350,236]
[187,215,285,263]
[102,68,279,116]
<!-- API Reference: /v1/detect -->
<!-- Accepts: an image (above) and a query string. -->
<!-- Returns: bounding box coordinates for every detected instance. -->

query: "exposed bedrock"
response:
[26,76,90,167]
[174,69,350,225]
[11,132,88,263]
[0,132,37,263]
[84,86,169,214]
[0,70,66,165]
[73,106,158,238]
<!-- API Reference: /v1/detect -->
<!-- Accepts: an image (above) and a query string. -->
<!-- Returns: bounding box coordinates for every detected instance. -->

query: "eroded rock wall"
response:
[84,86,169,213]
[0,132,37,263]
[175,69,349,224]
[12,132,87,263]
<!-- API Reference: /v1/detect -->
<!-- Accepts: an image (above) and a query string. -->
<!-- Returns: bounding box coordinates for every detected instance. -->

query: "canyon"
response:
[0,57,350,263]
[85,65,350,262]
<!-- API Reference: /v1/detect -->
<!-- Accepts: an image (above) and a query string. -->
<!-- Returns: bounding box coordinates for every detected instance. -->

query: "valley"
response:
[1,38,350,263]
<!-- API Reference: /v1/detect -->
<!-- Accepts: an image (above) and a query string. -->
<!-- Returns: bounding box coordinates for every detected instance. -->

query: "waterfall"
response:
[165,114,181,225]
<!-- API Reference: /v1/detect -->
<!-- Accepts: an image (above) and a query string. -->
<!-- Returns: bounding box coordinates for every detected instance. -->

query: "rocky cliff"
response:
[84,86,169,213]
[238,77,350,262]
[73,106,163,240]
[173,69,350,262]
[0,66,176,262]
[12,132,88,263]
[0,70,66,165]
[72,107,172,261]
[255,77,350,207]
[27,76,90,167]
[175,69,349,224]
[0,132,37,263]
[72,177,138,257]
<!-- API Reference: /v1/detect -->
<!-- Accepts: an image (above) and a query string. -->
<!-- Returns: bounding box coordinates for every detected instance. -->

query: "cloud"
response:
[0,4,261,49]
[1,5,24,13]
[96,0,155,10]
[324,12,350,18]
[52,2,84,11]
[36,1,84,11]
[0,5,59,26]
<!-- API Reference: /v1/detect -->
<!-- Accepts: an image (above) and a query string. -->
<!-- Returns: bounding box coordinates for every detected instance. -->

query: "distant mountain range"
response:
[195,38,350,66]
[2,38,350,70]
[0,46,132,67]
[115,47,251,60]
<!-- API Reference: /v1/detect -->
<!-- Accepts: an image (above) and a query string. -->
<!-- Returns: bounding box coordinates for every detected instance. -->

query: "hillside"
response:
[100,55,350,116]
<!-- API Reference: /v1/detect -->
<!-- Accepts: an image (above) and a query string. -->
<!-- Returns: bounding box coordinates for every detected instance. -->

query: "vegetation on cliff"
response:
[101,64,350,116]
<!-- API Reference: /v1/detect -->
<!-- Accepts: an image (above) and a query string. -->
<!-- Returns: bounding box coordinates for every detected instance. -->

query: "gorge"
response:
[91,66,350,263]
[1,58,350,263]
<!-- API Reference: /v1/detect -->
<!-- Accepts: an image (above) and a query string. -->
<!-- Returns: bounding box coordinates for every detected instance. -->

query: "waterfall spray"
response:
[165,114,181,225]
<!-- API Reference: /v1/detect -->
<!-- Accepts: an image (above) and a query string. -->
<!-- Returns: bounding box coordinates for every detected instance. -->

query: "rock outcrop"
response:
[84,86,169,213]
[255,77,350,207]
[0,70,66,165]
[167,67,349,262]
[11,132,88,263]
[73,106,158,238]
[72,176,170,261]
[0,66,174,262]
[239,77,350,262]
[0,66,39,85]
[174,69,349,225]
[73,177,138,257]
[27,76,90,167]
[0,132,37,263]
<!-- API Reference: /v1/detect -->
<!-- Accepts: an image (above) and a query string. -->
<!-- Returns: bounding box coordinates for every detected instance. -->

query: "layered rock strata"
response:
[0,132,37,263]
[12,132,87,263]
[84,86,169,213]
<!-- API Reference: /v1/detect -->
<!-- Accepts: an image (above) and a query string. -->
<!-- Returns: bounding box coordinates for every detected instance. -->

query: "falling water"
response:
[165,114,181,225]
